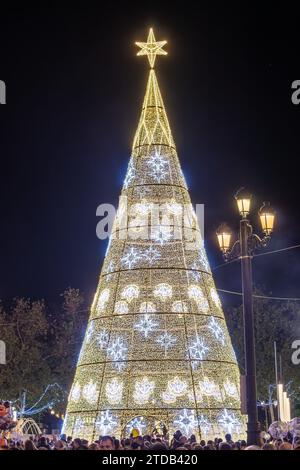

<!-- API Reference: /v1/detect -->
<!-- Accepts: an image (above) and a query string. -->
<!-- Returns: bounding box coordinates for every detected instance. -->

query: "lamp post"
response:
[216,188,275,445]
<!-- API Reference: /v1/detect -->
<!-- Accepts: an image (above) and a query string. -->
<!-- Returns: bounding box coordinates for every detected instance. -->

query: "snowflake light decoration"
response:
[124,159,135,189]
[105,378,123,405]
[156,332,177,351]
[96,289,110,313]
[198,415,212,435]
[96,329,110,350]
[82,380,99,404]
[95,410,118,435]
[133,377,155,404]
[73,416,85,437]
[188,335,209,362]
[223,379,239,400]
[139,301,156,313]
[167,377,188,396]
[134,314,159,338]
[153,283,172,300]
[210,287,221,309]
[70,382,81,403]
[143,245,161,264]
[121,284,140,302]
[147,152,169,183]
[121,247,142,269]
[217,409,242,434]
[207,317,225,346]
[173,409,198,436]
[126,416,147,435]
[107,336,128,371]
[114,300,129,315]
[151,166,168,182]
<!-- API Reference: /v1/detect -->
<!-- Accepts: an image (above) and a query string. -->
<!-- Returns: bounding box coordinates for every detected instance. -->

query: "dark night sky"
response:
[0,4,299,308]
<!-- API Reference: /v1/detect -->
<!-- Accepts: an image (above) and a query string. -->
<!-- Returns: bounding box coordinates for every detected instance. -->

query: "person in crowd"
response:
[24,439,37,450]
[99,435,115,450]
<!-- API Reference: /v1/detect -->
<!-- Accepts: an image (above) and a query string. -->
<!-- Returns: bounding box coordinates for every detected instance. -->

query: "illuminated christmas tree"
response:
[63,28,246,441]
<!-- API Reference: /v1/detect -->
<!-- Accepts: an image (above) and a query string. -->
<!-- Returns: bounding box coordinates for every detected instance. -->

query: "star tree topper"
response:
[135,28,167,68]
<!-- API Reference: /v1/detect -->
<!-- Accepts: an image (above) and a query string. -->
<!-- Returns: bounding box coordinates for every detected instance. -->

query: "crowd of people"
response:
[1,430,300,451]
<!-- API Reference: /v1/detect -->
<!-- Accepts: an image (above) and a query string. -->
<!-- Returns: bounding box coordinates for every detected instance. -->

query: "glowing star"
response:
[167,377,188,396]
[105,378,123,405]
[173,409,198,436]
[85,321,94,344]
[156,332,177,351]
[217,409,242,435]
[82,380,99,404]
[198,415,212,435]
[97,289,110,313]
[139,301,156,313]
[126,416,147,435]
[135,28,167,68]
[210,287,221,309]
[95,410,118,435]
[152,225,172,244]
[107,336,128,371]
[188,336,209,363]
[188,285,209,313]
[207,317,225,346]
[143,245,161,264]
[133,377,155,404]
[97,329,110,350]
[134,314,159,338]
[199,377,222,401]
[114,300,129,315]
[73,416,85,437]
[124,159,135,189]
[121,247,142,269]
[223,379,239,400]
[121,284,140,302]
[70,382,81,403]
[153,283,172,300]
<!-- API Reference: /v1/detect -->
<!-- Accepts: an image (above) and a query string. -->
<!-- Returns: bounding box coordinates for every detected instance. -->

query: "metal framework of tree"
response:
[62,28,246,441]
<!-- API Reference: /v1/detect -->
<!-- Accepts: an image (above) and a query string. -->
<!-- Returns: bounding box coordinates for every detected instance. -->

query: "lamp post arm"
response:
[249,233,271,253]
[223,239,241,261]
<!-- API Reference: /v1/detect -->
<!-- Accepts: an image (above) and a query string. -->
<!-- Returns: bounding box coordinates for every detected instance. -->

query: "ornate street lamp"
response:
[216,223,232,255]
[259,201,275,236]
[216,188,275,446]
